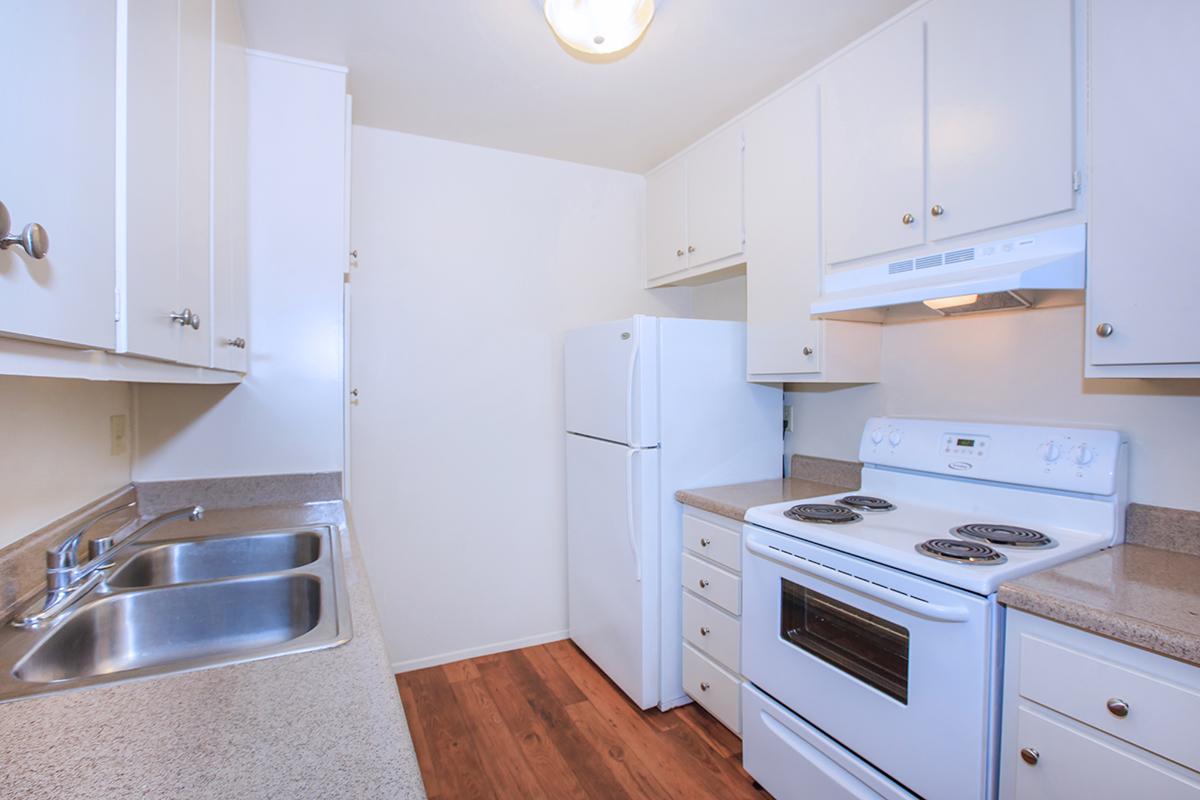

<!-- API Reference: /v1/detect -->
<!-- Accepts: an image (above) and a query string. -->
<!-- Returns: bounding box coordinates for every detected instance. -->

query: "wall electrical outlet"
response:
[110,414,128,456]
[782,404,793,435]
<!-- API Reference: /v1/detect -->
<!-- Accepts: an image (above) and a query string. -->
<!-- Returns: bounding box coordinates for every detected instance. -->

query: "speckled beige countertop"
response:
[999,544,1200,666]
[0,501,425,800]
[676,477,854,522]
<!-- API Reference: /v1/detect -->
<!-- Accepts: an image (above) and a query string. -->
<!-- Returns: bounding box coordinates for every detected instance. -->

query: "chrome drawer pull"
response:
[1020,747,1039,766]
[1106,698,1130,718]
[699,681,710,692]
[699,626,711,636]
[698,578,710,588]
[700,537,711,547]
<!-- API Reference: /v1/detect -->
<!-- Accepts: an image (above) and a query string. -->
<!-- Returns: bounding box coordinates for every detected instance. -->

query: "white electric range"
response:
[739,417,1127,800]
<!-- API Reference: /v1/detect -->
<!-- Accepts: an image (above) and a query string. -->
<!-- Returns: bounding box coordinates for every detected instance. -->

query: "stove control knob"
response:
[1038,441,1061,463]
[870,428,885,445]
[888,429,902,447]
[1070,444,1094,466]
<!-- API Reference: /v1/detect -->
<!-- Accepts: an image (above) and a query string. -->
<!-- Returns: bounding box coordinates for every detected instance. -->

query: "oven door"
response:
[742,524,997,800]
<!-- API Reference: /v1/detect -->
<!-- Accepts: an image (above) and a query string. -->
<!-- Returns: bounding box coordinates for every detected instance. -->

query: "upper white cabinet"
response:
[822,0,1077,266]
[0,4,120,350]
[926,0,1076,243]
[821,14,925,266]
[744,79,881,383]
[645,127,745,286]
[1085,0,1200,378]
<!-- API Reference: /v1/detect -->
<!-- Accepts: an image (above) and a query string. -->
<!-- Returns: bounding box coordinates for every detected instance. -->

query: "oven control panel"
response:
[859,417,1125,495]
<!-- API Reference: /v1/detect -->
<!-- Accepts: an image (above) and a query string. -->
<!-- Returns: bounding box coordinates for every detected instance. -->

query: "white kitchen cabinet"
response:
[1085,0,1200,378]
[0,4,119,350]
[926,0,1076,243]
[1000,610,1200,799]
[822,0,1077,267]
[820,13,925,266]
[211,0,250,372]
[745,79,880,383]
[645,128,745,287]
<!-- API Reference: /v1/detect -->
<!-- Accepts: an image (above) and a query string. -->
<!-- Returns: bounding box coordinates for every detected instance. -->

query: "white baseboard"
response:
[391,629,570,674]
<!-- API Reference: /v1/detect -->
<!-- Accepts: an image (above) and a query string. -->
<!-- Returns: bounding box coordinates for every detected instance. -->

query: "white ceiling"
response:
[237,0,913,173]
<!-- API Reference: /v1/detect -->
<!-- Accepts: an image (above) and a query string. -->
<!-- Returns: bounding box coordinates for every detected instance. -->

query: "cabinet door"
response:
[212,0,248,372]
[0,3,117,349]
[686,125,744,269]
[926,0,1075,242]
[1087,0,1200,368]
[645,158,686,282]
[745,81,821,376]
[821,14,924,265]
[176,0,214,367]
[123,0,184,361]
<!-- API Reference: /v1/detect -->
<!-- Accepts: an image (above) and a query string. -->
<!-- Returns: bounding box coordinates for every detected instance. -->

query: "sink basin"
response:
[106,530,322,588]
[0,524,351,702]
[14,575,321,683]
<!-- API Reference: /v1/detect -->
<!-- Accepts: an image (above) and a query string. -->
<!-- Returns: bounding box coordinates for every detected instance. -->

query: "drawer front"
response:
[683,642,740,734]
[682,552,740,614]
[682,590,740,671]
[1019,634,1200,771]
[1011,705,1200,800]
[683,512,741,572]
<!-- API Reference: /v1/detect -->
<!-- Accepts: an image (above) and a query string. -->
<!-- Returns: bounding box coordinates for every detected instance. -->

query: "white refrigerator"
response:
[564,316,782,711]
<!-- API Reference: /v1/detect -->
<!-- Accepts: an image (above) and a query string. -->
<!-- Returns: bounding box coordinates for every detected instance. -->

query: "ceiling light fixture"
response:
[544,0,656,56]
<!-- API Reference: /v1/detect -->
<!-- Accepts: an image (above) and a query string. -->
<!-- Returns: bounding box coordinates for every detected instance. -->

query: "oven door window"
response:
[780,578,910,704]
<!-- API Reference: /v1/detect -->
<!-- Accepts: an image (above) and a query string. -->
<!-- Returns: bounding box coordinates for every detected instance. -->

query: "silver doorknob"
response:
[902,212,915,225]
[1020,747,1039,766]
[0,202,49,259]
[699,626,711,636]
[931,204,945,217]
[687,245,696,253]
[1096,322,1114,338]
[698,578,709,588]
[170,308,201,330]
[1106,698,1129,718]
[700,537,711,547]
[676,248,685,257]
[699,681,710,692]
[802,346,814,356]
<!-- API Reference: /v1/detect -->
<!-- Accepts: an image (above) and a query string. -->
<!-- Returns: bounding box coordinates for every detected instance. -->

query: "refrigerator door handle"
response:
[625,337,638,447]
[626,448,642,582]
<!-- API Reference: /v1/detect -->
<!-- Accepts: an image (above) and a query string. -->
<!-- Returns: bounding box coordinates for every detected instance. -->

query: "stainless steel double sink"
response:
[0,526,352,702]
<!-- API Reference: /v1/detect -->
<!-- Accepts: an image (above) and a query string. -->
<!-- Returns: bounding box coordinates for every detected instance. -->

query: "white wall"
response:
[0,377,131,548]
[134,53,347,480]
[692,274,748,321]
[785,306,1200,511]
[349,125,692,670]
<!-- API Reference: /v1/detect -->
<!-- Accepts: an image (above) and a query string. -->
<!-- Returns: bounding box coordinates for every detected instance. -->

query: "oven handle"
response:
[745,537,971,623]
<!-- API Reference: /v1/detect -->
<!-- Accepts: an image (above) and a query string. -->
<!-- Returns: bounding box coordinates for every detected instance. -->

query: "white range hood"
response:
[811,224,1086,322]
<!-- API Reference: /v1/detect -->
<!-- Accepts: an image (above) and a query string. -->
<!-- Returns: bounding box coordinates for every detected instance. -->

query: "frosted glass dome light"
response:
[544,0,656,56]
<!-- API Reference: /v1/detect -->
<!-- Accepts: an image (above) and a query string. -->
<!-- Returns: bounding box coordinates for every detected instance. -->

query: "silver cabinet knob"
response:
[699,681,710,692]
[687,245,696,253]
[224,337,246,349]
[931,204,945,217]
[902,212,915,225]
[676,248,685,257]
[700,537,711,547]
[170,308,201,330]
[350,388,359,398]
[698,578,710,588]
[1096,322,1114,338]
[1106,698,1129,718]
[1020,747,1039,766]
[0,201,49,259]
[699,626,711,636]
[802,346,814,356]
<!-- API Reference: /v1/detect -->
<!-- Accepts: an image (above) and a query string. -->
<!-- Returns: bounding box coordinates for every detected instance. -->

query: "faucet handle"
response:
[88,536,117,568]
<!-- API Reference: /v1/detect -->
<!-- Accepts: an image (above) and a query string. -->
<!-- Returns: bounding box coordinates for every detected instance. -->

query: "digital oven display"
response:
[956,438,976,447]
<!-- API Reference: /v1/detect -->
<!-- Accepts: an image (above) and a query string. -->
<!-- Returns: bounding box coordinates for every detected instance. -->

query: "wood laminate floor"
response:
[394,639,771,800]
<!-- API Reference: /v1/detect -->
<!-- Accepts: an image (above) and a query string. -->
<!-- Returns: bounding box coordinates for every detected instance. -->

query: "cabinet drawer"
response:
[682,591,740,672]
[683,643,741,734]
[682,552,740,615]
[683,512,741,572]
[1018,634,1200,772]
[1012,705,1200,800]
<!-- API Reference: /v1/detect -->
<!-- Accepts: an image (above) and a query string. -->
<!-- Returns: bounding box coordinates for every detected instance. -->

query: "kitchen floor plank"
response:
[397,640,770,799]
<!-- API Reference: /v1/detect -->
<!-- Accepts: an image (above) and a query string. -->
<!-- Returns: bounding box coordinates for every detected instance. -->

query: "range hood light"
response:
[923,294,980,311]
[544,0,655,55]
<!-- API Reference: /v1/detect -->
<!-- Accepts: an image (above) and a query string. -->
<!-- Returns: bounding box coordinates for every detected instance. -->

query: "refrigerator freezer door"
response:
[566,432,660,709]
[564,316,659,447]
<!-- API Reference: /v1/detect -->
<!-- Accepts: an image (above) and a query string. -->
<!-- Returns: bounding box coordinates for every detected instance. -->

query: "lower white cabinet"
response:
[681,508,746,734]
[743,76,880,383]
[1000,610,1200,799]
